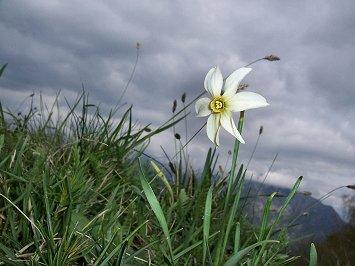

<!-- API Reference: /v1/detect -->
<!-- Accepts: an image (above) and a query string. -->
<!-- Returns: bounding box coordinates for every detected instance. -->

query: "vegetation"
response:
[0,62,316,265]
[296,193,355,265]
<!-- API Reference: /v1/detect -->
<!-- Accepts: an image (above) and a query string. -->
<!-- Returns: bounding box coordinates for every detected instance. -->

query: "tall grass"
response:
[0,62,315,265]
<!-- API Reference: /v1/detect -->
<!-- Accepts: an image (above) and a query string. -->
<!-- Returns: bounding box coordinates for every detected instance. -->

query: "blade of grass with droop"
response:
[139,159,174,263]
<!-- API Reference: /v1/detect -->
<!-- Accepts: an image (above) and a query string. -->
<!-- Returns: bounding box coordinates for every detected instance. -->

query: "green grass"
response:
[0,87,314,265]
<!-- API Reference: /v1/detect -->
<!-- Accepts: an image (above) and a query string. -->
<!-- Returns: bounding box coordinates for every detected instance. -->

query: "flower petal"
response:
[207,114,221,146]
[195,97,211,117]
[223,67,252,98]
[220,111,245,144]
[204,66,223,97]
[228,91,269,112]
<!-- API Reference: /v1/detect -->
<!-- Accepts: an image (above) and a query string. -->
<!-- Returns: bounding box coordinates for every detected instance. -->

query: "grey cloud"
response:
[1,0,355,217]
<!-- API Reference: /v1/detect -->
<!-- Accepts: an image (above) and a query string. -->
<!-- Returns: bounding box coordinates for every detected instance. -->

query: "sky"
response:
[1,0,354,217]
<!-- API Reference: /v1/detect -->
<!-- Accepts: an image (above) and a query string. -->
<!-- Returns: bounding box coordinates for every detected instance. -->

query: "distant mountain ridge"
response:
[242,181,346,243]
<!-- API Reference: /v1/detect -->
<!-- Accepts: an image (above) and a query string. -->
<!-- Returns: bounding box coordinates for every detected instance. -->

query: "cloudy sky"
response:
[1,0,354,216]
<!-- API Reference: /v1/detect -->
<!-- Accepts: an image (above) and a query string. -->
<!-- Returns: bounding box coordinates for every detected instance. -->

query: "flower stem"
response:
[224,111,244,209]
[214,111,245,265]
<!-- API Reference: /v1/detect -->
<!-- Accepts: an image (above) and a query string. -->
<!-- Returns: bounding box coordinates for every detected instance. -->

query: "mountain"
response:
[242,181,346,244]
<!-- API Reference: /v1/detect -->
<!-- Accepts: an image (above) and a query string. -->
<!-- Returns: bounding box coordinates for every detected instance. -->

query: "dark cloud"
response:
[1,0,354,217]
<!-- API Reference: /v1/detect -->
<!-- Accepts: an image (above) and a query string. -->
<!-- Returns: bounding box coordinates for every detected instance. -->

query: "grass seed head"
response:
[264,54,280,61]
[181,92,186,103]
[172,99,177,113]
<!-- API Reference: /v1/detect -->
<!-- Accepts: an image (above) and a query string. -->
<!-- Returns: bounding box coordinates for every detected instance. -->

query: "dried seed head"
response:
[144,127,152,132]
[228,150,232,155]
[238,83,249,91]
[168,161,176,174]
[30,93,35,97]
[264,54,280,62]
[172,100,177,113]
[219,165,224,173]
[174,133,181,140]
[259,126,263,135]
[302,191,312,196]
[347,185,355,190]
[136,42,140,49]
[181,92,186,103]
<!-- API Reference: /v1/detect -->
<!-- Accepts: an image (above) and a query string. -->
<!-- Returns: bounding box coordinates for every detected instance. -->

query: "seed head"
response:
[264,54,280,62]
[302,191,312,196]
[174,133,181,140]
[172,100,177,113]
[238,83,249,91]
[181,92,186,103]
[346,185,355,190]
[136,42,140,49]
[259,126,263,135]
[168,161,176,174]
[144,127,152,132]
[219,165,224,173]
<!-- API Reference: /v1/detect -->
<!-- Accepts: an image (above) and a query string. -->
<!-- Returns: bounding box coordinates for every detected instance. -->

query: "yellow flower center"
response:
[209,97,225,113]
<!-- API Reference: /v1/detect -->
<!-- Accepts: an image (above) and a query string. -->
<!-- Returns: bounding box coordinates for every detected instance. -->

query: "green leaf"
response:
[233,222,240,254]
[139,160,173,262]
[0,63,7,77]
[203,186,213,264]
[150,161,174,203]
[259,192,277,240]
[224,240,279,266]
[309,243,317,266]
[0,135,4,152]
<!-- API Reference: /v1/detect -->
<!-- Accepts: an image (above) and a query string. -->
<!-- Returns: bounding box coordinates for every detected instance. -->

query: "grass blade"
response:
[0,63,7,77]
[224,240,279,266]
[151,161,174,203]
[309,243,317,266]
[233,222,240,254]
[203,186,213,265]
[139,159,174,263]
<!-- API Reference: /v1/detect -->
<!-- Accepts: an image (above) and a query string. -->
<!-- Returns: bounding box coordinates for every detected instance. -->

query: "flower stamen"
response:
[209,97,225,113]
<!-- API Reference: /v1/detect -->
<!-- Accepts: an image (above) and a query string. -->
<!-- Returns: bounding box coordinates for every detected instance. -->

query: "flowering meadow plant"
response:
[0,58,324,265]
[196,66,269,145]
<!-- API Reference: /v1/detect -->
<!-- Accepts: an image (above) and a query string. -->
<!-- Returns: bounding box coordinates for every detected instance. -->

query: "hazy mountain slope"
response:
[242,181,345,243]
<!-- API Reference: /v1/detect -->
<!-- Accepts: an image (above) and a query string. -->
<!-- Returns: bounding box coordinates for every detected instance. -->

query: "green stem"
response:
[214,111,245,265]
[224,111,244,209]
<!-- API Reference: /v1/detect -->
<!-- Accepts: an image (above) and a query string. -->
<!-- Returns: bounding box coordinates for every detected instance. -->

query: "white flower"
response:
[195,66,269,146]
